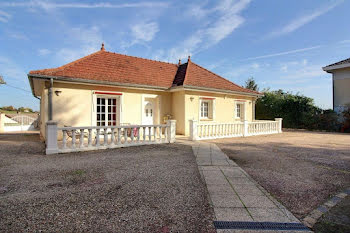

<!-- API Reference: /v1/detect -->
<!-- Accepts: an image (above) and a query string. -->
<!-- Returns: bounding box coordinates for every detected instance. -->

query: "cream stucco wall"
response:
[183,90,256,136]
[332,68,350,111]
[37,80,257,139]
[171,91,185,135]
[39,81,172,140]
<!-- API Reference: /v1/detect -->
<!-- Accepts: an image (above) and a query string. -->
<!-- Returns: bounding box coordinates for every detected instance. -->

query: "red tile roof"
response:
[29,48,260,95]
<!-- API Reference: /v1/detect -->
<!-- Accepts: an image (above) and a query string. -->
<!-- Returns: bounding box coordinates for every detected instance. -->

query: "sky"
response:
[0,0,349,111]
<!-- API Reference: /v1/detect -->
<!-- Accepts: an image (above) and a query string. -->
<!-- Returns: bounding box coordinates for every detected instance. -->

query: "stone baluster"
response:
[79,129,84,148]
[88,129,92,147]
[72,130,76,149]
[111,128,115,146]
[130,127,134,142]
[124,128,128,144]
[62,130,67,149]
[149,127,152,142]
[104,128,108,146]
[117,128,121,145]
[96,129,100,146]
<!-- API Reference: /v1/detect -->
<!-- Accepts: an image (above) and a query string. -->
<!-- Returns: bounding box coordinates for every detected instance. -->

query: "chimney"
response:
[101,43,105,51]
[188,55,191,62]
[178,59,181,66]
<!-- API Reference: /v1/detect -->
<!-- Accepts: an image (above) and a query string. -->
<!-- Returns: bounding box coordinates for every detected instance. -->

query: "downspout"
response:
[48,78,53,121]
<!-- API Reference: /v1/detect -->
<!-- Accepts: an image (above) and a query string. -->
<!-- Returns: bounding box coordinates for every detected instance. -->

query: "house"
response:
[28,44,262,140]
[323,58,350,113]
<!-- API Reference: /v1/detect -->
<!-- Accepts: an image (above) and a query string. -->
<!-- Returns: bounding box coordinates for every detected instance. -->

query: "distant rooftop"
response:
[323,57,350,72]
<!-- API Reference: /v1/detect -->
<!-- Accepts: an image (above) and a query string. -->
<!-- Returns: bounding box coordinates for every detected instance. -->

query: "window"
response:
[235,103,243,119]
[200,98,215,119]
[201,101,209,118]
[97,97,117,126]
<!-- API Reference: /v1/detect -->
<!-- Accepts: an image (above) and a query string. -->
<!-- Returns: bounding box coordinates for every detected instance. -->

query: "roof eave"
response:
[28,73,170,91]
[170,85,263,97]
[322,63,350,72]
[27,75,37,98]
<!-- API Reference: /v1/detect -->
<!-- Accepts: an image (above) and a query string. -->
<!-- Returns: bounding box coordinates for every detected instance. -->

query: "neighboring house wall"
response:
[332,68,350,112]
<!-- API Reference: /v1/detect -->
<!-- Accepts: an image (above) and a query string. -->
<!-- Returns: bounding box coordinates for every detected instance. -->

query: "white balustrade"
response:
[189,118,282,141]
[45,120,176,155]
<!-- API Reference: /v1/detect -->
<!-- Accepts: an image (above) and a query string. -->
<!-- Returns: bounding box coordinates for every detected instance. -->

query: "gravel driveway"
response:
[212,130,350,219]
[0,134,215,232]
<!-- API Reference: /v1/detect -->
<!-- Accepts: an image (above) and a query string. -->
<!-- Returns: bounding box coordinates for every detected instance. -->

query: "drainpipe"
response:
[48,78,53,121]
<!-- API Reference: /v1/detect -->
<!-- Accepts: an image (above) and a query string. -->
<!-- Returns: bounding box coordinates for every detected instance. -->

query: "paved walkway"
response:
[191,141,312,232]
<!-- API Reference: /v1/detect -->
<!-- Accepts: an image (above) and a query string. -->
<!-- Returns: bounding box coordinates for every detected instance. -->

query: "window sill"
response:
[200,118,214,121]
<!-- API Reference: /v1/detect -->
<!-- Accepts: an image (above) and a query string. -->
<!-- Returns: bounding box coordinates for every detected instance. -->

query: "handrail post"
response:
[189,119,198,141]
[46,121,58,154]
[166,120,176,143]
[243,120,249,137]
[275,118,283,133]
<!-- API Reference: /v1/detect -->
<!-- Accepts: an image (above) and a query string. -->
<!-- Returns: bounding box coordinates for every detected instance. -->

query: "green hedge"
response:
[256,90,341,131]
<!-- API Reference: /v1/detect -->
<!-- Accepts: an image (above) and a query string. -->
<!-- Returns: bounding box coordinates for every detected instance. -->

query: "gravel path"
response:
[0,134,215,232]
[212,130,350,219]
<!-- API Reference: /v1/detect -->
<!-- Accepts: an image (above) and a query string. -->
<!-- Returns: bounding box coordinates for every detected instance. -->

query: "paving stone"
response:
[227,159,239,166]
[239,195,277,208]
[336,192,347,198]
[214,207,253,221]
[247,207,291,222]
[192,142,303,228]
[226,177,252,185]
[207,184,235,195]
[196,159,211,166]
[212,159,230,166]
[303,216,317,228]
[210,194,245,208]
[324,200,337,208]
[309,209,323,219]
[278,207,300,222]
[198,166,220,171]
[233,184,265,196]
[203,174,228,185]
[221,167,247,178]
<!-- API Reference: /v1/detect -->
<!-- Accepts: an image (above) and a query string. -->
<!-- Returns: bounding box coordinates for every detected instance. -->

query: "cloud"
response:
[7,31,28,40]
[0,1,169,10]
[339,39,350,44]
[56,26,104,63]
[267,0,344,38]
[0,10,11,23]
[279,59,308,72]
[241,45,321,61]
[120,21,159,49]
[160,0,251,62]
[131,22,159,42]
[38,49,51,56]
[0,56,28,84]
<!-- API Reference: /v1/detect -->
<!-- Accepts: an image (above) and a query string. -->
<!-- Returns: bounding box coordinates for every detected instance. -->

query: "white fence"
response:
[0,114,38,132]
[190,118,282,140]
[45,120,176,155]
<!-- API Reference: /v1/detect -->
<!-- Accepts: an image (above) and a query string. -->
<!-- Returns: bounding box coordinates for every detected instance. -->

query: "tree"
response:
[0,75,6,84]
[245,77,258,91]
[255,90,340,131]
